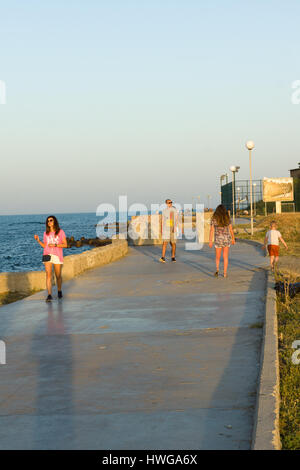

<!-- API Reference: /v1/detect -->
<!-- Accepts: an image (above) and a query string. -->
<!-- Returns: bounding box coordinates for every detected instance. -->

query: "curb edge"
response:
[251,268,281,450]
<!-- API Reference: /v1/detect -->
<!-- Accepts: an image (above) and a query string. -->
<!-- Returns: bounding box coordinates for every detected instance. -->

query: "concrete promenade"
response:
[0,241,268,450]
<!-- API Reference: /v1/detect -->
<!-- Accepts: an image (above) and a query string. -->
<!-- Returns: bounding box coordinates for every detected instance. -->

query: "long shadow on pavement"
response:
[30,300,75,449]
[193,268,266,449]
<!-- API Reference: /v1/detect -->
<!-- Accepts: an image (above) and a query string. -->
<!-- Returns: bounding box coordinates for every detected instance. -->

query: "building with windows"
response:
[220,163,300,215]
[221,177,296,215]
[290,164,300,211]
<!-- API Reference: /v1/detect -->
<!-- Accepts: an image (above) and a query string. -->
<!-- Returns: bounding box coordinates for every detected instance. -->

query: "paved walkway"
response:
[0,241,268,450]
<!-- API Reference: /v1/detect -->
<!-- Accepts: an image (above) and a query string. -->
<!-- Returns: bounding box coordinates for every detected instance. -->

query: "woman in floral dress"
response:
[209,205,235,278]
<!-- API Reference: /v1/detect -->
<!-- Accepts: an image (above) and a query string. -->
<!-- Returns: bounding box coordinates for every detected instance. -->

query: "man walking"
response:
[159,199,178,263]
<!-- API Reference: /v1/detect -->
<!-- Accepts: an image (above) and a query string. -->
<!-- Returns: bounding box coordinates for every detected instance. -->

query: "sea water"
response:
[0,212,128,272]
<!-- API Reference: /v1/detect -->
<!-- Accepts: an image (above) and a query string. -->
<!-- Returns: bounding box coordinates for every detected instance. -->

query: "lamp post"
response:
[229,166,240,225]
[219,174,228,204]
[237,187,241,214]
[220,173,228,187]
[192,197,196,212]
[193,195,201,207]
[253,182,257,216]
[207,194,211,210]
[246,141,255,235]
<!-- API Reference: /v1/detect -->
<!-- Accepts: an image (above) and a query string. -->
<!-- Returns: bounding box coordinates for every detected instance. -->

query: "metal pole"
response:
[232,172,235,225]
[249,150,254,235]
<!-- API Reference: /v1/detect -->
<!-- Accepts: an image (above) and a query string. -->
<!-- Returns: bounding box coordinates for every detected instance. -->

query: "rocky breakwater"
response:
[66,236,112,248]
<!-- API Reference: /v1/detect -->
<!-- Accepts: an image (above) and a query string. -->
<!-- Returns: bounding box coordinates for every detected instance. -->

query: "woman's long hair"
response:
[45,215,60,235]
[212,205,230,227]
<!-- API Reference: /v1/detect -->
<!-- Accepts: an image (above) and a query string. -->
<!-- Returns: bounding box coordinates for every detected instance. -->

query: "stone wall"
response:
[0,239,128,295]
[127,213,213,245]
[62,238,128,280]
[128,214,162,246]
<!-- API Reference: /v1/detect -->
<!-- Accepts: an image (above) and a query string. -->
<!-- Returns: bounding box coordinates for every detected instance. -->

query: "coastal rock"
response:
[66,236,112,248]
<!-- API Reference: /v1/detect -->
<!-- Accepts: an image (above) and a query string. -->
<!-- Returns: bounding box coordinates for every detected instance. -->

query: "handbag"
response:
[42,255,51,262]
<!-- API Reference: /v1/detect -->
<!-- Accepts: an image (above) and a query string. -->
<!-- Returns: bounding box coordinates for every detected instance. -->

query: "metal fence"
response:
[221,179,263,214]
[221,179,297,215]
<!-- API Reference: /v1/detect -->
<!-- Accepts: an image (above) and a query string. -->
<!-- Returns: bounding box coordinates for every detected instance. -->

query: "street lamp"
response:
[253,182,257,216]
[220,173,228,187]
[192,196,201,212]
[207,194,211,210]
[237,187,241,213]
[219,174,228,205]
[246,141,255,235]
[229,165,240,225]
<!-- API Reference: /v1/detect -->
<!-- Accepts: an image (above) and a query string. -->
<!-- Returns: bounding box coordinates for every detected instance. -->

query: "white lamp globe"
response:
[246,140,255,150]
[230,165,236,172]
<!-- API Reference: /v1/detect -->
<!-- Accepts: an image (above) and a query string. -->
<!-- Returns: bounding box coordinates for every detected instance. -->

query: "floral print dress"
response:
[211,218,232,248]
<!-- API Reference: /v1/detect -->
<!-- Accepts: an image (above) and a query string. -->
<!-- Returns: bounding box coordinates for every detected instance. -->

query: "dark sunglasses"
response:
[48,219,54,222]
[167,201,172,204]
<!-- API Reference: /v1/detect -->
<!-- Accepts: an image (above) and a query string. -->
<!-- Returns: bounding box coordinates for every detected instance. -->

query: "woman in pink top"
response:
[34,216,67,302]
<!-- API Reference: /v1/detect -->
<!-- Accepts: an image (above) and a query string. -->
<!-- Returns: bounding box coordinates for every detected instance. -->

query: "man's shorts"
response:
[268,244,279,257]
[43,254,63,265]
[162,231,177,243]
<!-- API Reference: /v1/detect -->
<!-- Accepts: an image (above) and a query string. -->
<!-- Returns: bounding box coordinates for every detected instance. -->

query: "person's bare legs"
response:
[161,241,168,258]
[171,242,176,258]
[45,262,53,295]
[54,264,62,292]
[270,255,275,270]
[215,247,222,273]
[223,246,229,277]
[274,256,279,271]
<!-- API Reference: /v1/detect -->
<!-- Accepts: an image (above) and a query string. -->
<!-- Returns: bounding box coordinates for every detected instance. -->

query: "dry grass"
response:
[236,213,300,257]
[277,298,300,448]
[274,265,300,450]
[238,214,300,449]
[255,213,300,242]
[277,260,300,279]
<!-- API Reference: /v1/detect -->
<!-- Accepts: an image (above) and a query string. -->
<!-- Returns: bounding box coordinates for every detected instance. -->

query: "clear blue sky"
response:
[1,0,300,214]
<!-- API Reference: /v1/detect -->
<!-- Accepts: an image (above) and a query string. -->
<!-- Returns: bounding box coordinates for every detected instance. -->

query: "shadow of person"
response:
[47,300,66,335]
[236,238,266,257]
[30,300,75,449]
[188,242,265,273]
[195,270,266,449]
[131,244,162,261]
